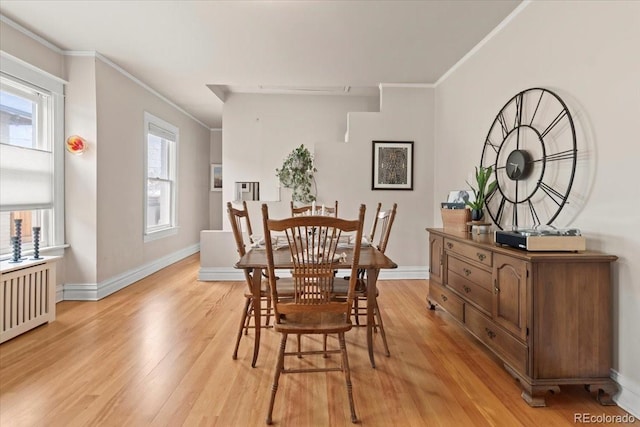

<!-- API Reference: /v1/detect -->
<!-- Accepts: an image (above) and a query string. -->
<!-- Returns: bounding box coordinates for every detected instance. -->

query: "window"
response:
[144,112,178,241]
[0,58,64,258]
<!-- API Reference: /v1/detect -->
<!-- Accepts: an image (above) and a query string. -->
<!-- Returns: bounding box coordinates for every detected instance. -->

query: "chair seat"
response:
[274,312,352,334]
[244,277,296,298]
[332,278,368,296]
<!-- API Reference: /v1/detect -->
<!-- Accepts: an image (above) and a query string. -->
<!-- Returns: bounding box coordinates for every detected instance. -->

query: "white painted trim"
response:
[435,0,532,87]
[63,244,199,300]
[64,50,210,130]
[0,51,68,86]
[0,14,65,54]
[198,266,428,282]
[378,266,428,280]
[198,267,245,282]
[611,369,640,418]
[379,83,434,89]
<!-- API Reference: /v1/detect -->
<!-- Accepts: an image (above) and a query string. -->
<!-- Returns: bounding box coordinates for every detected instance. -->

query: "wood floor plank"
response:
[0,254,635,426]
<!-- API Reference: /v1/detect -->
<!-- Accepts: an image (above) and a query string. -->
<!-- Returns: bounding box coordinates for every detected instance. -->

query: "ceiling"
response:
[0,1,521,129]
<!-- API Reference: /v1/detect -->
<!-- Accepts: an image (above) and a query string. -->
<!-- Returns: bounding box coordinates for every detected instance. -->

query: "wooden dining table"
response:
[235,244,397,368]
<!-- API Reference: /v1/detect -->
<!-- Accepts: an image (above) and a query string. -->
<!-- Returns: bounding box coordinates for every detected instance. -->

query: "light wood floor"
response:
[0,254,635,426]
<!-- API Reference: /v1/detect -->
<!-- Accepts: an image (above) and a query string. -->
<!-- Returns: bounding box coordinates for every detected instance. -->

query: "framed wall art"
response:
[211,163,222,191]
[371,141,414,190]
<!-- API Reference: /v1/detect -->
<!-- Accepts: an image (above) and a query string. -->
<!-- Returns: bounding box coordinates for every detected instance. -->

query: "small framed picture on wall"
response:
[372,141,414,190]
[211,163,222,191]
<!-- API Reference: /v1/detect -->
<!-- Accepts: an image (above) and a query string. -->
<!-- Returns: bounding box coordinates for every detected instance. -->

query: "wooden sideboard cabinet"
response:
[426,228,618,407]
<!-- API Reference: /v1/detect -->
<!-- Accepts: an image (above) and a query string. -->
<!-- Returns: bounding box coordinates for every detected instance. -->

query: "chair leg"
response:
[323,334,328,357]
[297,334,302,358]
[233,297,252,360]
[354,298,360,326]
[265,295,272,326]
[338,332,358,424]
[244,299,253,335]
[375,299,390,357]
[266,333,288,425]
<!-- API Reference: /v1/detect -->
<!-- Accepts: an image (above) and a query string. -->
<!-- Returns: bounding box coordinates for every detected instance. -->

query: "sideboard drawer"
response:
[429,281,464,323]
[444,238,493,267]
[447,255,492,291]
[465,305,528,375]
[448,270,492,316]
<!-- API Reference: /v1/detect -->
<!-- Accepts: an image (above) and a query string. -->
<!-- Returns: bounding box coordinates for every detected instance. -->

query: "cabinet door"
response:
[493,254,528,341]
[429,234,444,284]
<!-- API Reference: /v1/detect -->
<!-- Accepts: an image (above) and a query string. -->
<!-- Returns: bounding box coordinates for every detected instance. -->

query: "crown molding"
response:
[0,14,210,130]
[435,0,532,87]
[379,83,434,89]
[0,14,64,54]
[64,51,210,130]
[0,51,68,86]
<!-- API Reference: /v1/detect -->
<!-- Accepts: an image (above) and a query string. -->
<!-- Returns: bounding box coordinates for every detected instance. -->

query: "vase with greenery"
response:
[275,144,317,204]
[465,165,497,221]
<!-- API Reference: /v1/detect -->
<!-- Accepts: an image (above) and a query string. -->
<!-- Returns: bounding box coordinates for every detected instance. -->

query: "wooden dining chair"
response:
[261,203,366,425]
[290,200,338,217]
[228,201,290,368]
[335,203,397,357]
[227,201,265,367]
[366,202,382,244]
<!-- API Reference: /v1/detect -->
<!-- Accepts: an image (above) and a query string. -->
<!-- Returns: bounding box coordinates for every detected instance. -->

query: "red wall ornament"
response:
[66,135,86,154]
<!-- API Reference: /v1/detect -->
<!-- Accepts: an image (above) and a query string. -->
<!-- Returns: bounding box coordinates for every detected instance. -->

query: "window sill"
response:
[144,226,178,243]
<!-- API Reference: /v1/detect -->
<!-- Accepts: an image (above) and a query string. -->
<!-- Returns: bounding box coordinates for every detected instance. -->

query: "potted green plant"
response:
[465,165,497,221]
[275,144,317,204]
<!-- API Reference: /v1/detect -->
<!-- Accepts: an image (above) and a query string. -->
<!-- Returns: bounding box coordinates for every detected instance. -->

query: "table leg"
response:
[366,267,380,368]
[251,267,263,368]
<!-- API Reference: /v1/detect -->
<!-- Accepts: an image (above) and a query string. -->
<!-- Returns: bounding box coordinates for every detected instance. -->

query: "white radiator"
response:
[0,257,57,344]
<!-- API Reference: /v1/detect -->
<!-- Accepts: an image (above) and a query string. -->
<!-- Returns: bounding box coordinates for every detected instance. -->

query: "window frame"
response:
[143,111,179,242]
[0,53,65,258]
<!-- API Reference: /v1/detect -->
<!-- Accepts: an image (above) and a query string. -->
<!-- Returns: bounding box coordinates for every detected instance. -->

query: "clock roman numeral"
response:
[514,93,524,149]
[492,194,507,225]
[529,90,544,126]
[540,109,568,139]
[485,138,500,153]
[514,92,524,128]
[546,149,576,162]
[497,113,510,139]
[527,199,541,226]
[529,149,576,165]
[539,181,565,207]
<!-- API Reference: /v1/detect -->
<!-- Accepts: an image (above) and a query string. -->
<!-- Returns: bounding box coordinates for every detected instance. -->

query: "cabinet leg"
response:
[520,385,560,407]
[586,383,618,406]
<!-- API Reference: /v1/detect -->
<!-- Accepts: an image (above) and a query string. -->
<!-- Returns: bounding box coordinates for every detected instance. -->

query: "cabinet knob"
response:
[441,294,448,302]
[463,286,471,293]
[476,252,486,261]
[447,242,453,249]
[485,327,496,339]
[494,286,500,295]
[463,268,471,276]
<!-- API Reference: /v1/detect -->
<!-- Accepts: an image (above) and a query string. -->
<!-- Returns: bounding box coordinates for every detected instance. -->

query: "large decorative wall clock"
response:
[481,88,577,230]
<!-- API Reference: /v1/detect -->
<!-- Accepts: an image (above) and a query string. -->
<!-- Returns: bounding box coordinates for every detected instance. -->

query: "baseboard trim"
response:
[198,267,244,281]
[611,369,640,418]
[63,244,200,301]
[198,265,428,282]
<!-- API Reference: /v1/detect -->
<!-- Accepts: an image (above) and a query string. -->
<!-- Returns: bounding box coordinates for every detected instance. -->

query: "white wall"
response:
[93,59,210,283]
[221,89,433,270]
[435,0,640,414]
[64,56,98,284]
[0,18,65,79]
[209,130,223,230]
